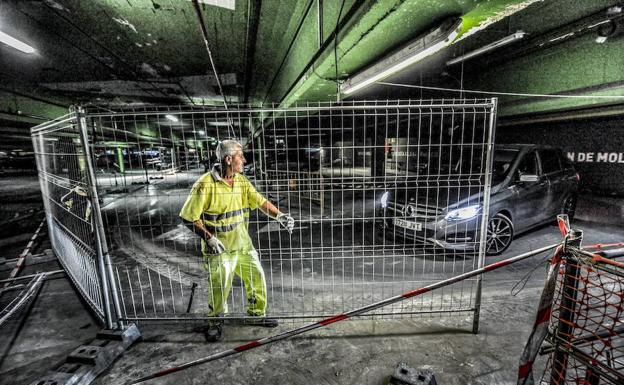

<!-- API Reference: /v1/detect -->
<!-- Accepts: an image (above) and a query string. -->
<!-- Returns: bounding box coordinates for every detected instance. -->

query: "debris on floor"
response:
[386,362,437,385]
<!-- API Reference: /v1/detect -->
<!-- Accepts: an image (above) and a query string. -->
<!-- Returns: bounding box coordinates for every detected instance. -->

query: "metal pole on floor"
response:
[128,242,560,385]
[76,106,124,330]
[1,219,46,289]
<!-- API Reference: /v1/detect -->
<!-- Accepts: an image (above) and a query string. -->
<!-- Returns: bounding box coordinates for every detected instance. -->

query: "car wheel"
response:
[486,213,514,256]
[561,195,577,221]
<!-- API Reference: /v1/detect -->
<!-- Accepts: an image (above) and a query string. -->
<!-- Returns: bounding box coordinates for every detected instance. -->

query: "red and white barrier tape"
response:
[128,242,560,385]
[516,214,572,385]
[2,219,46,289]
[516,246,563,385]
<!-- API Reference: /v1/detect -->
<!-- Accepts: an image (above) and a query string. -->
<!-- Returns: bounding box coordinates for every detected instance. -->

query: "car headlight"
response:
[445,205,481,221]
[380,191,390,208]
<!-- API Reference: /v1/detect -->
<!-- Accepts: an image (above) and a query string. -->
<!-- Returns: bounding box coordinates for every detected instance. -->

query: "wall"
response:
[497,116,624,196]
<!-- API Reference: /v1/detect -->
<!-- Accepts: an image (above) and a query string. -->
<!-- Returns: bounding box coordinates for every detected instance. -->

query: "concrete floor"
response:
[1,175,623,385]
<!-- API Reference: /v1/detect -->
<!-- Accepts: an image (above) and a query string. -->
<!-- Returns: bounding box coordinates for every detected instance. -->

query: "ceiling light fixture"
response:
[165,114,179,122]
[0,30,35,54]
[340,18,462,96]
[446,30,526,66]
[208,121,238,127]
[187,0,235,11]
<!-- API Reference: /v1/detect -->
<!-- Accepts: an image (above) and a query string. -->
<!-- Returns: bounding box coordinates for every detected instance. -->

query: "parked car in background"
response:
[6,150,36,170]
[377,144,579,255]
[0,151,8,169]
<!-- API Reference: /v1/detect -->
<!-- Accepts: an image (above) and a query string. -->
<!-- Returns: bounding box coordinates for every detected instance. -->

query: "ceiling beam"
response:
[0,89,68,108]
[243,0,262,104]
[262,0,317,104]
[276,1,380,106]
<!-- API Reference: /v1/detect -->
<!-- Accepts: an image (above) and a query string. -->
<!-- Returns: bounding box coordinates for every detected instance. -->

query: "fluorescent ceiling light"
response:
[165,114,179,122]
[188,0,235,11]
[0,30,35,54]
[446,30,526,66]
[208,121,237,127]
[340,18,462,96]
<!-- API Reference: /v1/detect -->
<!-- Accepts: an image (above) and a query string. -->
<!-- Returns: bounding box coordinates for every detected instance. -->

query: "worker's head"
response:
[216,139,246,174]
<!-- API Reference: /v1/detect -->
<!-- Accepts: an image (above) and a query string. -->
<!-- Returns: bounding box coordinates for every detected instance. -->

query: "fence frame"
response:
[31,109,124,329]
[33,100,498,332]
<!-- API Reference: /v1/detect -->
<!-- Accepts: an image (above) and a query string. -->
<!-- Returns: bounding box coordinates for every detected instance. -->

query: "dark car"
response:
[8,150,36,170]
[377,144,579,255]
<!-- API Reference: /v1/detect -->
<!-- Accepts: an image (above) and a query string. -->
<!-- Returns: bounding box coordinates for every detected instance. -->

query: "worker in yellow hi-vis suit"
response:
[180,139,294,342]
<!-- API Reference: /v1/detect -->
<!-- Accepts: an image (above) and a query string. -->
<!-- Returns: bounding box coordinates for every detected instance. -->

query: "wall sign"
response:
[498,116,623,196]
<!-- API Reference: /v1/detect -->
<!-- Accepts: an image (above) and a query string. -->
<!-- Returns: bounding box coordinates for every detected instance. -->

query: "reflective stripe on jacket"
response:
[179,164,267,253]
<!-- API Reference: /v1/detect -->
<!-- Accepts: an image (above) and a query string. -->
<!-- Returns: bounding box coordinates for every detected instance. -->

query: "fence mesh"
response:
[540,246,624,384]
[34,100,497,325]
[30,114,105,321]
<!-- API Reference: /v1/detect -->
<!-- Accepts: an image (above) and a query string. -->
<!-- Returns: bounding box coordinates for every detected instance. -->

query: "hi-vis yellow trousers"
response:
[204,249,267,318]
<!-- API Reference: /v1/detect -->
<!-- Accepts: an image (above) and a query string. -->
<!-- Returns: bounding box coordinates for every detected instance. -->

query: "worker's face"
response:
[226,148,246,174]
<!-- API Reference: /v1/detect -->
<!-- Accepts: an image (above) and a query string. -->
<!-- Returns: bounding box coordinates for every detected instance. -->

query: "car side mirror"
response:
[519,174,539,182]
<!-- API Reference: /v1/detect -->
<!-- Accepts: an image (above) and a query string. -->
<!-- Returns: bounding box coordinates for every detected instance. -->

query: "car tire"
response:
[486,213,514,256]
[561,195,577,221]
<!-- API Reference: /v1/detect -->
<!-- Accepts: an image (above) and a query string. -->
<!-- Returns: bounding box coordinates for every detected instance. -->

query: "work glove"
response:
[276,213,295,234]
[206,236,226,255]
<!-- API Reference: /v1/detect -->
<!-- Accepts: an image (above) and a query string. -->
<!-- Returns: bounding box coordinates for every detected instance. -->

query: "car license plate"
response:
[394,218,422,231]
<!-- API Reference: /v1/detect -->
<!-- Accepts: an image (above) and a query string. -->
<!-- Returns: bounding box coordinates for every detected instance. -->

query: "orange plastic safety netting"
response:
[540,244,624,385]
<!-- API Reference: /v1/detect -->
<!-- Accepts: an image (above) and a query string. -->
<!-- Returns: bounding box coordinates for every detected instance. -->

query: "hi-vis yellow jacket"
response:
[179,164,267,254]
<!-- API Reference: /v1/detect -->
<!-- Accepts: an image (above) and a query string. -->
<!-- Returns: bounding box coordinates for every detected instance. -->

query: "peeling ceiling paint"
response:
[112,17,138,34]
[43,0,70,13]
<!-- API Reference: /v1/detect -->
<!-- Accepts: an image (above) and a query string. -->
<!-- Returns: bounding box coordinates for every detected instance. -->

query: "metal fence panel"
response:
[31,114,106,322]
[35,100,497,329]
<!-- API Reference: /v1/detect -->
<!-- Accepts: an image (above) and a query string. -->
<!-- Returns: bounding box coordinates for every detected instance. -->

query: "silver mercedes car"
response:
[377,144,579,255]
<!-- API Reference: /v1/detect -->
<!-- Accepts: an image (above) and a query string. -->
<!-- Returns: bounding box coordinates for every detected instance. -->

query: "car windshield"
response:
[492,149,519,183]
[451,148,518,183]
[391,146,520,182]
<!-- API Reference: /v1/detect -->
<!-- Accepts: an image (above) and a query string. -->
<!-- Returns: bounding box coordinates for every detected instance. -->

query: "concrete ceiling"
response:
[0,0,623,136]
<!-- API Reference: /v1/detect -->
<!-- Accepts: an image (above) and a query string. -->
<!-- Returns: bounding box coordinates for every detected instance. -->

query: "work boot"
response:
[204,322,223,342]
[243,316,279,328]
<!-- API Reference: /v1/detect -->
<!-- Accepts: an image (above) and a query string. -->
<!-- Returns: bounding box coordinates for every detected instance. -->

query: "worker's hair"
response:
[215,139,242,162]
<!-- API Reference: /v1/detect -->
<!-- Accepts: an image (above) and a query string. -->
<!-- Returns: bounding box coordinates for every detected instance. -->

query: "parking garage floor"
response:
[1,176,623,385]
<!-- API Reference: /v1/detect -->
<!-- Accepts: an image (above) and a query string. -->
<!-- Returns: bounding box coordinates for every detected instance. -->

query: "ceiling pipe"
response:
[317,0,323,48]
[250,1,367,140]
[191,0,229,109]
[446,30,526,66]
[274,1,381,106]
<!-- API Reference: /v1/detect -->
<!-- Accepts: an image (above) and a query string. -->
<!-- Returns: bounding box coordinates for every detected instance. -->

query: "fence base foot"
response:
[388,362,438,385]
[27,323,141,385]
